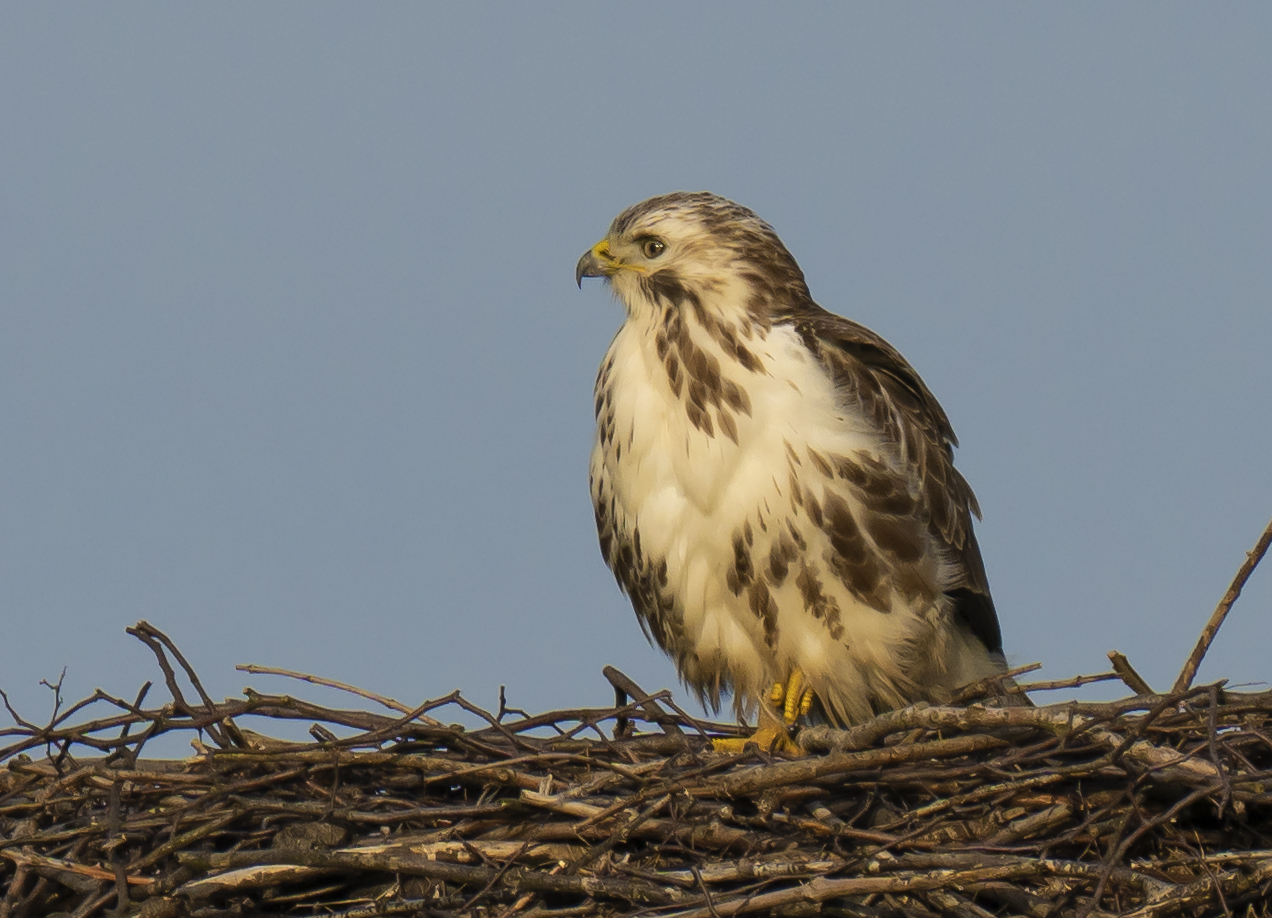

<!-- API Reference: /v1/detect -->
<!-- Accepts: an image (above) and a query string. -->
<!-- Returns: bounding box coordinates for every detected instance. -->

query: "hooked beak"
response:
[575,239,614,288]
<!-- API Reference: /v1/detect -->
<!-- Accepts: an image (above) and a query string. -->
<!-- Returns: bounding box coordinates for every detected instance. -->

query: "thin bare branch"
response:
[1174,513,1272,693]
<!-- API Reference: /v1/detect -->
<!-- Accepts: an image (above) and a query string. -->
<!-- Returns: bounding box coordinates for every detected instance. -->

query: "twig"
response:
[0,688,37,730]
[236,663,445,726]
[1018,671,1121,693]
[126,621,229,749]
[949,662,1042,703]
[177,848,685,906]
[1108,651,1155,696]
[106,779,129,918]
[460,841,533,912]
[690,866,722,918]
[603,666,685,736]
[1205,684,1233,817]
[1173,513,1272,693]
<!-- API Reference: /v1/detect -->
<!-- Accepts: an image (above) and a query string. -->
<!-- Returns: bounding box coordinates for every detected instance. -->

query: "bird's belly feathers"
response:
[592,321,986,723]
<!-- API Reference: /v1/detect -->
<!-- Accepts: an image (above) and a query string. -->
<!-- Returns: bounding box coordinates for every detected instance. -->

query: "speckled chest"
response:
[589,312,879,600]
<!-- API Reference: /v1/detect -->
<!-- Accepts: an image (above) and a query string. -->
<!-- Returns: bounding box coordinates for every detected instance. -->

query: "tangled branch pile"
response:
[2,520,1270,917]
[1,627,1269,918]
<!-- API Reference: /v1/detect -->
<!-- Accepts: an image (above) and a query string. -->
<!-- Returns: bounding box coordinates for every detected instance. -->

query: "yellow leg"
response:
[712,670,813,754]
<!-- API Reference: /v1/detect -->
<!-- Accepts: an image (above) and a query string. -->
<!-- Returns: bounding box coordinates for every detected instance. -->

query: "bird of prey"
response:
[576,192,1009,750]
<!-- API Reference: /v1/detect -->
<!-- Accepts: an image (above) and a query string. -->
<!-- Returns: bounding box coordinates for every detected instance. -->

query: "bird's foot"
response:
[711,670,813,755]
[711,722,797,754]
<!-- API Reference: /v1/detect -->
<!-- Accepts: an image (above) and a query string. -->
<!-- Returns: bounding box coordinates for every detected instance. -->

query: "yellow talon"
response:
[713,670,815,755]
[770,681,785,706]
[782,669,813,723]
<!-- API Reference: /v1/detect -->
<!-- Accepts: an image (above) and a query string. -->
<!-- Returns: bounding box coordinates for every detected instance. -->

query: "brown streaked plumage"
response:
[577,192,1008,728]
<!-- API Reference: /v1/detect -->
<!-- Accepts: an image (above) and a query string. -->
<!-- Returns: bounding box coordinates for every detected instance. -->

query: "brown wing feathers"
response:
[794,310,1005,657]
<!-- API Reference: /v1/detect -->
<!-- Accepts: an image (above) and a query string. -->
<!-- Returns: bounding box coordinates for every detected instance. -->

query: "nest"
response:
[3,522,1270,918]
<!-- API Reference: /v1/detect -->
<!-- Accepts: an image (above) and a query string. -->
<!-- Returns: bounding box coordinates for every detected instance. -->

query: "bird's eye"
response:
[641,239,666,259]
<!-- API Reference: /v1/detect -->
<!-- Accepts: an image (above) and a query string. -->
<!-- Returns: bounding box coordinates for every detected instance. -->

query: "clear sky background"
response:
[2,7,1270,748]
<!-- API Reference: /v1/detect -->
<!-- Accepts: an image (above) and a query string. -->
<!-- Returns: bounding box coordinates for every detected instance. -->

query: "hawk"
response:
[576,192,1009,748]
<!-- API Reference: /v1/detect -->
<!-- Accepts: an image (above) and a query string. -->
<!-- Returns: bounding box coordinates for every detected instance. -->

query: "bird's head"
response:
[576,192,811,323]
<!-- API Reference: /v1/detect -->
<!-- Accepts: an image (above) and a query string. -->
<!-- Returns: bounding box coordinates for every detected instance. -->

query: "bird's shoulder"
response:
[787,308,960,454]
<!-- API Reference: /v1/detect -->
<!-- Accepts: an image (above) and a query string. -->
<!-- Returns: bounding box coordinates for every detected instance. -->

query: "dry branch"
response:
[1174,513,1272,693]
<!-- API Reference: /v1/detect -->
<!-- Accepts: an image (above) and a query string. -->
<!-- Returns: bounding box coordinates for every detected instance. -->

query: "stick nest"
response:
[2,623,1271,918]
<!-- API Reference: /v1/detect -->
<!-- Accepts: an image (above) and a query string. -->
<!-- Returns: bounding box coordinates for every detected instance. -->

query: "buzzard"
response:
[576,192,1009,749]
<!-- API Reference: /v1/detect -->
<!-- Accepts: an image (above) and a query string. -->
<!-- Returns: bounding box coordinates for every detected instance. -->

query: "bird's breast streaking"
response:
[578,191,1007,732]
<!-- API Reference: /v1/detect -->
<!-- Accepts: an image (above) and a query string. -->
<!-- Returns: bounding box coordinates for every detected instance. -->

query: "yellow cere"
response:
[593,238,648,274]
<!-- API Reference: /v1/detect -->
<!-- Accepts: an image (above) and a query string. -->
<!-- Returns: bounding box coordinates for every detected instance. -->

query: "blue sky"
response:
[2,6,1269,746]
